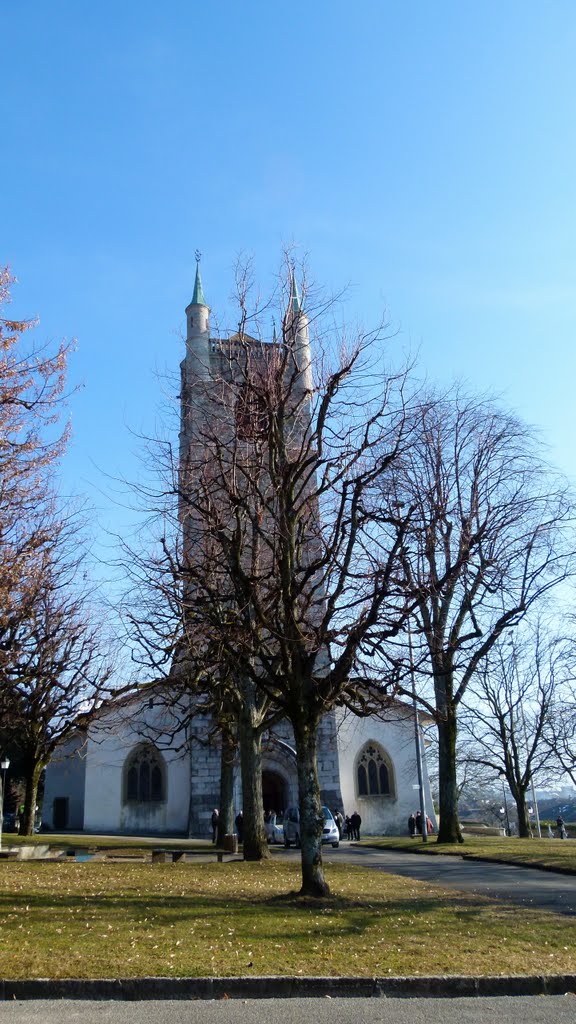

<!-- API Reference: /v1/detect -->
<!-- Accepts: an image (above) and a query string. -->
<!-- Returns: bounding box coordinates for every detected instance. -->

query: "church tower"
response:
[178,257,344,824]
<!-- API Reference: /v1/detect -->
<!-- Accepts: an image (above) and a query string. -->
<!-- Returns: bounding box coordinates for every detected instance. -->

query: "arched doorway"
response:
[262,770,288,814]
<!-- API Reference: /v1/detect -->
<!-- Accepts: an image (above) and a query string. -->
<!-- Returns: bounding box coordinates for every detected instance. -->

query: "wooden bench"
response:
[151,848,226,864]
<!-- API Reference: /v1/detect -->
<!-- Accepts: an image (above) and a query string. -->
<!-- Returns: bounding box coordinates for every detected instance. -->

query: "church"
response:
[43,263,436,839]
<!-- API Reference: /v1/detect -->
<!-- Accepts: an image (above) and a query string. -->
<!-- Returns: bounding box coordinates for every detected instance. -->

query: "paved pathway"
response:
[274,845,576,916]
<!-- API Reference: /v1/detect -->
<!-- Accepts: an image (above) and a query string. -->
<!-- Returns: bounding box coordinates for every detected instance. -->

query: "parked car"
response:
[283,805,340,848]
[265,812,284,844]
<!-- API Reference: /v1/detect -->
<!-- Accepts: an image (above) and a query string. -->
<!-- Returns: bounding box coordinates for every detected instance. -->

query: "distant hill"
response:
[537,798,576,823]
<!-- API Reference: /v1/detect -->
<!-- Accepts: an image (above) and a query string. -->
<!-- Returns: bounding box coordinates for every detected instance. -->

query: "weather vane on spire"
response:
[195,249,202,264]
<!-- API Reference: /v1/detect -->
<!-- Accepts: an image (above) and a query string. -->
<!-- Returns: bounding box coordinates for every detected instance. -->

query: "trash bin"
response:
[223,833,238,854]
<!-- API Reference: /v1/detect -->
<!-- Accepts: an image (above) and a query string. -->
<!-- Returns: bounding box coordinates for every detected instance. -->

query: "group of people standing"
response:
[408,810,434,837]
[334,810,361,840]
[211,807,245,844]
[213,807,365,844]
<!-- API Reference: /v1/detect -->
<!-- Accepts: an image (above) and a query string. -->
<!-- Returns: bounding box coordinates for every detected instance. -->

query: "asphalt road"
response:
[274,844,576,916]
[1,997,575,1024]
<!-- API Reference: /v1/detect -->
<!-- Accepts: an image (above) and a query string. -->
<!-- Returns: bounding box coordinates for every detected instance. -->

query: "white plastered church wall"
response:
[336,706,437,836]
[82,699,191,835]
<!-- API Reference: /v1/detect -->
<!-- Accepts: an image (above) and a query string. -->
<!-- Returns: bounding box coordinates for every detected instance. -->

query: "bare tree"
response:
[177,263,419,895]
[546,711,576,787]
[122,258,414,896]
[542,632,576,788]
[0,268,71,647]
[461,626,565,837]
[377,390,575,843]
[119,502,280,861]
[0,522,115,834]
[0,269,114,834]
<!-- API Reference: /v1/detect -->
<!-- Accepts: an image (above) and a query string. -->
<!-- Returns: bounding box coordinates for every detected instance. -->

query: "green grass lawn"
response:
[359,835,576,873]
[0,859,574,980]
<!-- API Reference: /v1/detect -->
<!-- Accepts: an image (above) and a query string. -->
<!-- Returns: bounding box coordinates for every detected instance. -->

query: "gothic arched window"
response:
[123,743,166,804]
[355,742,394,798]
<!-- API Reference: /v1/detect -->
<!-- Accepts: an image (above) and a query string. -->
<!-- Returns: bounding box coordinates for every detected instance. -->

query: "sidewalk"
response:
[317,845,576,916]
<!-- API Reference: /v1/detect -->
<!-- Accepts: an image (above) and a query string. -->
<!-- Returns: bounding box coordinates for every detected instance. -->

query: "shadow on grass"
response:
[0,885,514,942]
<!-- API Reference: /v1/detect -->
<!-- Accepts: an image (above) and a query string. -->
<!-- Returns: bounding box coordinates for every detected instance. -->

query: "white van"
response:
[283,806,340,848]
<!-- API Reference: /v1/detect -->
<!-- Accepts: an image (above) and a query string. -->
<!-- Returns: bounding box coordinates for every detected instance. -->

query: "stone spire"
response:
[191,252,207,307]
[289,268,301,314]
[185,251,210,379]
[285,268,312,398]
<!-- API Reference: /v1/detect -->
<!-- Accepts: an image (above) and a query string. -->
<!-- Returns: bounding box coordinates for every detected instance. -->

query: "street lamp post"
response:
[0,756,10,852]
[499,774,511,836]
[408,625,428,843]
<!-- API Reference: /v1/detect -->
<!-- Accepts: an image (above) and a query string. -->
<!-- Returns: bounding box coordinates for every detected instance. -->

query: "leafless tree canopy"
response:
[0,268,72,685]
[0,269,113,833]
[121,262,417,895]
[461,624,568,836]
[377,389,575,842]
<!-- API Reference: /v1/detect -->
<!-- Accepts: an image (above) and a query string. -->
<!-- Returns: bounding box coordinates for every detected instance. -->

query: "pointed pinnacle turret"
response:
[191,252,206,306]
[290,268,301,314]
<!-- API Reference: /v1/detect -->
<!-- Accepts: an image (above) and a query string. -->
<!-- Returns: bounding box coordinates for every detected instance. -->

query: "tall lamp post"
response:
[408,625,428,842]
[0,756,10,851]
[499,773,511,836]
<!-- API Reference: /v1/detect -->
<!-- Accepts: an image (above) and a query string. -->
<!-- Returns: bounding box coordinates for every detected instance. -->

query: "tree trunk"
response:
[292,714,330,898]
[512,787,531,838]
[19,761,42,836]
[238,691,270,861]
[436,709,463,844]
[217,729,236,846]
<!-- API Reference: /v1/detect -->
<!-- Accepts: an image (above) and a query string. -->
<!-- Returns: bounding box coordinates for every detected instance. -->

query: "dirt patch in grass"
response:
[0,860,574,980]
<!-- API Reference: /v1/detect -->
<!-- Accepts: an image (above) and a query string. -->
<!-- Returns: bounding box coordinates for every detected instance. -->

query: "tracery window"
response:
[123,743,165,804]
[356,742,394,798]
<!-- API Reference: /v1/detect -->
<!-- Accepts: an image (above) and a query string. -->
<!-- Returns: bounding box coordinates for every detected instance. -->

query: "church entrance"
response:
[262,770,287,814]
[52,797,69,830]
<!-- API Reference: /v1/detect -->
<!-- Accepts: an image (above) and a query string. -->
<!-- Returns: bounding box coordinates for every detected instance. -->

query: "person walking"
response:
[557,815,567,839]
[210,808,219,843]
[235,811,244,843]
[408,813,416,837]
[350,811,361,841]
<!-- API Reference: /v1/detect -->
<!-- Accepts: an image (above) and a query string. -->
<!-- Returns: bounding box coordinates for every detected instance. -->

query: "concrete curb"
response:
[459,854,576,877]
[1,975,575,1001]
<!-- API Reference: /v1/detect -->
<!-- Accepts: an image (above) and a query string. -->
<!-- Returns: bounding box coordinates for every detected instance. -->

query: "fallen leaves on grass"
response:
[0,860,574,980]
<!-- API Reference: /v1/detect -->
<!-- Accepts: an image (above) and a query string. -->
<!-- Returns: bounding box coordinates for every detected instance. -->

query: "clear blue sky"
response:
[4,2,576,546]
